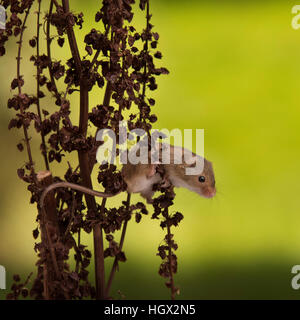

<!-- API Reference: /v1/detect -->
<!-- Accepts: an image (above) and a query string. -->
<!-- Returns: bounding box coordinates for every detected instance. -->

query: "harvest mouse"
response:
[122,144,216,203]
[40,144,216,208]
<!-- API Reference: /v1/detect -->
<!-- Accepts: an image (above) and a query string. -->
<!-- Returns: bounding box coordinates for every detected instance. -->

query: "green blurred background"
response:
[1,0,300,299]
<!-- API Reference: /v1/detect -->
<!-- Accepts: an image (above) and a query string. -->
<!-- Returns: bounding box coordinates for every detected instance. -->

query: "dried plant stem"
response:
[142,0,150,99]
[75,231,82,274]
[166,215,176,300]
[23,272,33,287]
[62,0,81,72]
[62,0,106,299]
[44,221,61,279]
[78,83,106,300]
[105,193,131,298]
[144,0,150,87]
[90,72,113,303]
[16,6,34,171]
[90,25,110,71]
[43,263,49,299]
[46,0,60,101]
[52,0,59,8]
[91,49,100,68]
[36,0,50,170]
[43,219,70,300]
[103,82,112,107]
[139,0,150,122]
[37,170,69,299]
[64,192,75,237]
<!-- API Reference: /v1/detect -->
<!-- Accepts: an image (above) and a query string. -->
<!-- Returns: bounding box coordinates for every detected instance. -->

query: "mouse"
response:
[122,144,216,203]
[39,144,216,208]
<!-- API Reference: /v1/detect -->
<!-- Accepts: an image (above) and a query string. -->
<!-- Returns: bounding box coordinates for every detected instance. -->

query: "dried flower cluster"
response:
[1,0,183,300]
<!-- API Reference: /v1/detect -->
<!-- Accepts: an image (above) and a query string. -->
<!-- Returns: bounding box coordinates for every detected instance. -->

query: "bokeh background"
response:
[1,0,300,299]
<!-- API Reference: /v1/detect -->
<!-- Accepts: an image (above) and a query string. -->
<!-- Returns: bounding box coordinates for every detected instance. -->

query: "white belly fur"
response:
[127,173,161,194]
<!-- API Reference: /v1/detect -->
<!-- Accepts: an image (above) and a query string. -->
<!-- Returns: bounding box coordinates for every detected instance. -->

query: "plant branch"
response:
[62,0,81,73]
[17,5,34,172]
[142,0,150,98]
[52,0,59,8]
[90,49,101,70]
[105,193,131,298]
[36,0,50,170]
[140,0,150,122]
[89,26,110,71]
[166,213,176,300]
[37,170,69,300]
[46,0,61,101]
[62,0,106,300]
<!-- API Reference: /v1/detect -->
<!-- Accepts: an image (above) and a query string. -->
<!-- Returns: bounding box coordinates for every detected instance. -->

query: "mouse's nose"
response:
[203,187,216,198]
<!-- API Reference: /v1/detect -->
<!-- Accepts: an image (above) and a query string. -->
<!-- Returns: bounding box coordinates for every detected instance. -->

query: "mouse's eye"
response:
[199,176,205,183]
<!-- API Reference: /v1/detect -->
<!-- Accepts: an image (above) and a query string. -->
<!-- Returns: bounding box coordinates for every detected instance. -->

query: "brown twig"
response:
[89,26,110,72]
[64,191,76,237]
[52,0,59,8]
[74,232,83,274]
[166,217,176,300]
[44,220,61,279]
[46,0,61,101]
[105,193,131,298]
[142,0,150,99]
[138,0,151,125]
[16,6,34,172]
[90,49,101,70]
[62,0,81,73]
[37,170,70,300]
[43,265,49,299]
[62,0,106,300]
[78,83,106,300]
[24,272,33,287]
[36,0,50,170]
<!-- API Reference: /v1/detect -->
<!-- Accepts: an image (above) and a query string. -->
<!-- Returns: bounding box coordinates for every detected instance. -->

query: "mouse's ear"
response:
[179,156,197,168]
[146,163,159,178]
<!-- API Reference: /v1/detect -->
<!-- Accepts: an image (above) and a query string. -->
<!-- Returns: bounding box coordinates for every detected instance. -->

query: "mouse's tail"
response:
[39,181,120,209]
